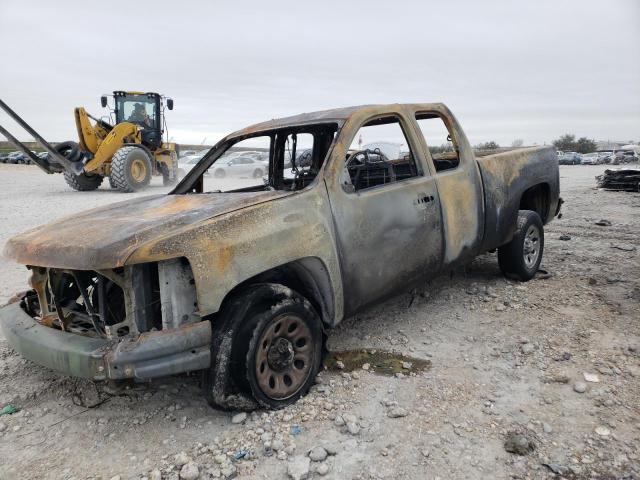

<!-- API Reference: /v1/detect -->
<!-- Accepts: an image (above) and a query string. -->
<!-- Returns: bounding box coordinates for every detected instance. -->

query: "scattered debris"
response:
[559,234,571,241]
[504,431,536,455]
[610,244,637,252]
[542,463,571,475]
[233,449,249,460]
[594,219,612,226]
[0,405,19,416]
[596,168,640,191]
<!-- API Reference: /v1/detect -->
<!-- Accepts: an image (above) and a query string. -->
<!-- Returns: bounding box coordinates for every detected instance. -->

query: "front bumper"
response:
[0,302,211,380]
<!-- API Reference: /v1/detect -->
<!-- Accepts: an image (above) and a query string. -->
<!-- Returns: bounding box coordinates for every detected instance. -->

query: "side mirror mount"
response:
[166,98,174,110]
[100,95,108,108]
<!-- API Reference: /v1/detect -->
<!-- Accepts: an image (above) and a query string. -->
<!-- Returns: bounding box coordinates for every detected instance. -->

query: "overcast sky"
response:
[1,0,639,146]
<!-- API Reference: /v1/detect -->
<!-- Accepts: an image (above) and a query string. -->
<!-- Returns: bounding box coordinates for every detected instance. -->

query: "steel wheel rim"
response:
[131,158,147,182]
[523,224,540,268]
[254,313,313,400]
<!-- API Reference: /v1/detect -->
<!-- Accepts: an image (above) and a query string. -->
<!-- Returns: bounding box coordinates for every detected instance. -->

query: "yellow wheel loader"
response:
[0,91,179,192]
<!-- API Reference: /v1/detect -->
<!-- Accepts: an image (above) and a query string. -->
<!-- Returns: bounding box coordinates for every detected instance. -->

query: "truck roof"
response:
[232,103,446,137]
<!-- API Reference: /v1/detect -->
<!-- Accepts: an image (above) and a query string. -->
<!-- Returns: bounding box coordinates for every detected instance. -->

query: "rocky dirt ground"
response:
[0,164,638,480]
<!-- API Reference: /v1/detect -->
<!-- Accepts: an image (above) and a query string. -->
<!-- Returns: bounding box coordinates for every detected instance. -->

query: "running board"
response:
[0,98,83,175]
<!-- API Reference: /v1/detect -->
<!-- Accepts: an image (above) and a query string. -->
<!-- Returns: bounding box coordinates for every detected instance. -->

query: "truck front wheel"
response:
[498,210,544,281]
[203,284,322,410]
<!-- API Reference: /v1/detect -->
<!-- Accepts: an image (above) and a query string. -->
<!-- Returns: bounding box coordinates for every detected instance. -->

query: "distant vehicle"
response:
[610,151,636,165]
[597,152,612,164]
[209,154,266,179]
[179,150,200,158]
[580,153,599,165]
[558,152,581,165]
[177,153,206,177]
[6,151,27,164]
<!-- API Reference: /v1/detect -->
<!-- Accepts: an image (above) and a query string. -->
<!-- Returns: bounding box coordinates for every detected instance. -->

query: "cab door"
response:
[327,112,444,315]
[410,108,484,267]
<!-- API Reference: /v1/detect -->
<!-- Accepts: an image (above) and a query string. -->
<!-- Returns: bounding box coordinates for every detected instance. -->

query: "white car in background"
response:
[177,152,206,177]
[209,154,266,179]
[580,152,599,165]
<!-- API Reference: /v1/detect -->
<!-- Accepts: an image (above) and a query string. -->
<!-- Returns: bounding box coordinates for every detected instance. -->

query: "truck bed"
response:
[476,146,560,251]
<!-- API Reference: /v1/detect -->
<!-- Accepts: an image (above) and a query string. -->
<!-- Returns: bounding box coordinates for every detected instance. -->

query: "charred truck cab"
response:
[0,103,561,410]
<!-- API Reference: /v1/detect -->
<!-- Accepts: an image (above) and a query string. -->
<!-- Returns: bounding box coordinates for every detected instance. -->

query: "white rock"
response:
[401,361,412,369]
[308,446,328,462]
[149,469,162,480]
[316,463,330,476]
[221,464,237,478]
[287,455,311,480]
[231,412,247,424]
[573,381,587,393]
[336,361,345,370]
[387,407,408,418]
[583,372,600,383]
[180,461,199,480]
[362,363,370,371]
[346,422,360,435]
[0,422,6,433]
[174,452,191,466]
[595,426,610,436]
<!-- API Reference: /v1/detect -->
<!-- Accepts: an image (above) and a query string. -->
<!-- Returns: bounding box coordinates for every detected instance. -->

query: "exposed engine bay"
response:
[23,258,200,340]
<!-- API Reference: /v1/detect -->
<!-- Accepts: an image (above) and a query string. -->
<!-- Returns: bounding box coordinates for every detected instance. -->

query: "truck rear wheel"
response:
[498,210,544,281]
[203,284,322,410]
[110,146,152,192]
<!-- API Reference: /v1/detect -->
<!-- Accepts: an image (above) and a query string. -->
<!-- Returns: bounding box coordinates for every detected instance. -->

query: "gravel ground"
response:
[0,163,638,479]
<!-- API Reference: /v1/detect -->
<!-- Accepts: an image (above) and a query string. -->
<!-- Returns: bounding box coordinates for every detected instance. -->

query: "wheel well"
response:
[219,258,335,327]
[519,183,550,223]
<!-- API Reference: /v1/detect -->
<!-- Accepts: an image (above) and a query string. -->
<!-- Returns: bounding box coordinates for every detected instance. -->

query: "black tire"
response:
[498,210,544,281]
[63,171,104,191]
[213,168,226,178]
[110,146,152,192]
[203,284,322,410]
[54,141,83,164]
[108,175,117,189]
[252,168,264,179]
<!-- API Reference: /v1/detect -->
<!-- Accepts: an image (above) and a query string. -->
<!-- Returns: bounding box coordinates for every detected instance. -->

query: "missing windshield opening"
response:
[180,123,338,194]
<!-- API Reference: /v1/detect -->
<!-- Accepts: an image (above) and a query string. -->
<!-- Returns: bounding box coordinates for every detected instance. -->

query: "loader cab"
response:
[113,91,163,150]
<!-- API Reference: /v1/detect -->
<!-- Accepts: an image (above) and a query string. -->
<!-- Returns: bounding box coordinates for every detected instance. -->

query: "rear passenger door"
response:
[411,109,484,267]
[328,113,444,315]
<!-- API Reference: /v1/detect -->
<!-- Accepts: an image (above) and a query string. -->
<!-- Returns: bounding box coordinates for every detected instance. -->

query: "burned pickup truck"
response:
[0,104,561,409]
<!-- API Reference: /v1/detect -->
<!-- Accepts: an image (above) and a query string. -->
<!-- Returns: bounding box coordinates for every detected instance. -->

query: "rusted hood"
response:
[4,191,289,269]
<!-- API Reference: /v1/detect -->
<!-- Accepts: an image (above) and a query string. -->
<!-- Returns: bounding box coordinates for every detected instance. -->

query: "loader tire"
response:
[63,171,103,191]
[110,146,152,192]
[161,160,178,186]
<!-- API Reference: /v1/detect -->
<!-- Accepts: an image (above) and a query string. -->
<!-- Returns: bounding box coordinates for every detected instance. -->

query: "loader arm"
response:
[74,107,111,153]
[0,98,83,175]
[83,122,141,173]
